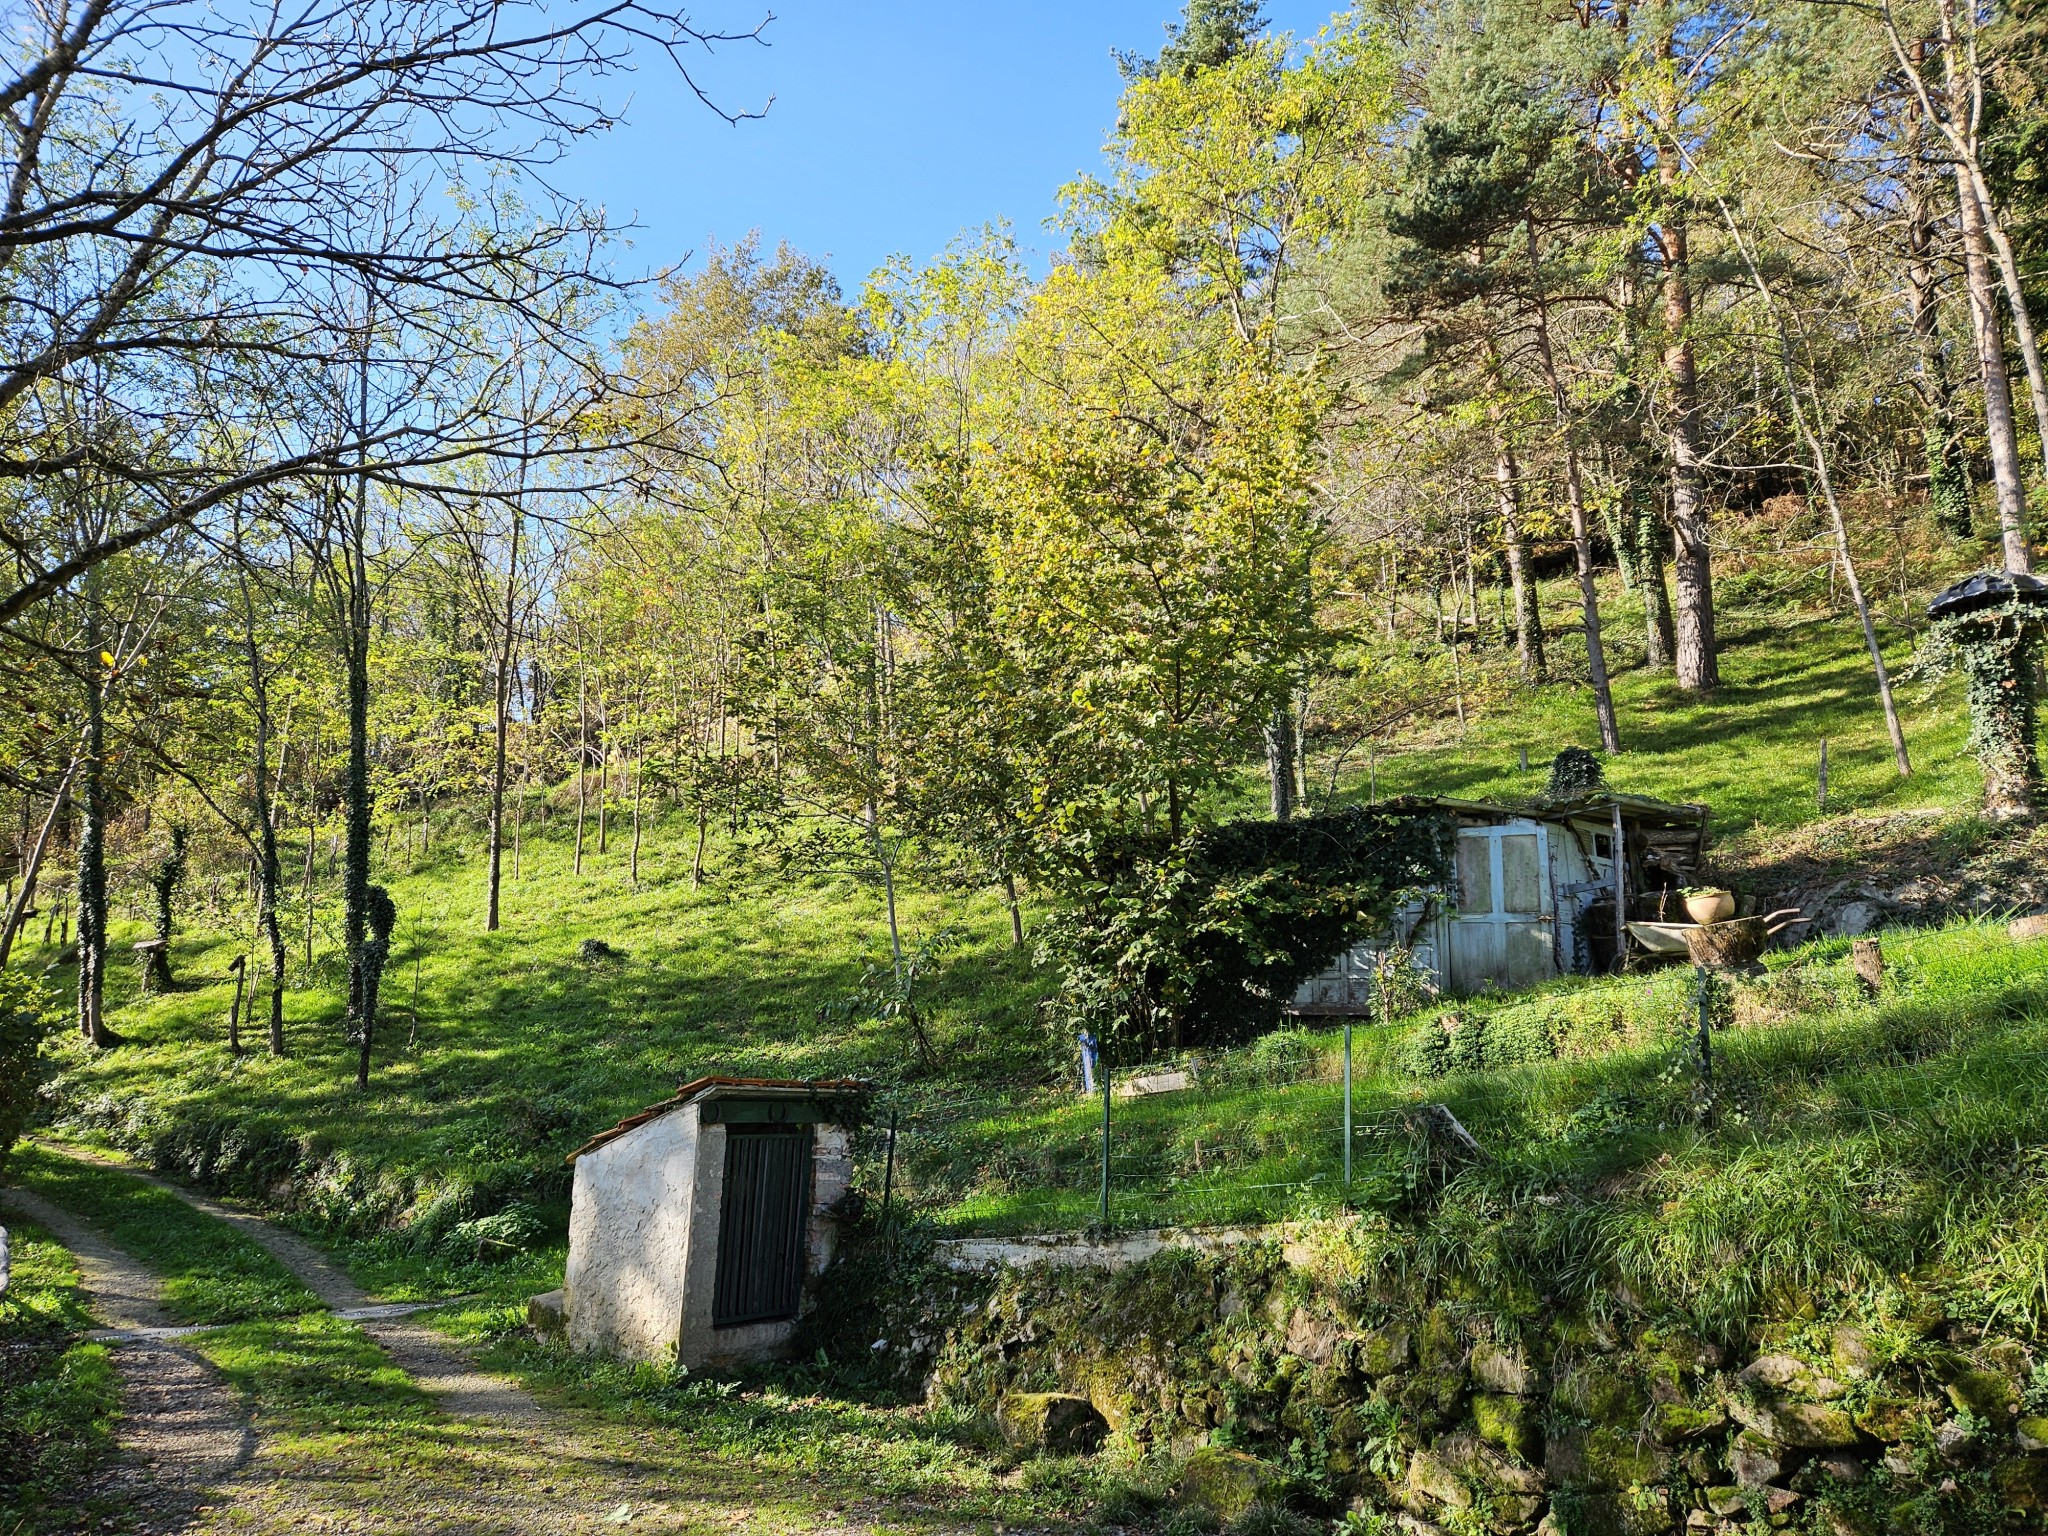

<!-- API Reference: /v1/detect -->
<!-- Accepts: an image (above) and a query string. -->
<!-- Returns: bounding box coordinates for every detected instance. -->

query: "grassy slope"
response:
[1369,607,1974,835]
[22,579,2003,1290]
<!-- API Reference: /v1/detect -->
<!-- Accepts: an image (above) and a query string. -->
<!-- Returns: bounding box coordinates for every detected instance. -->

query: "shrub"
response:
[0,970,52,1180]
[1037,806,1454,1059]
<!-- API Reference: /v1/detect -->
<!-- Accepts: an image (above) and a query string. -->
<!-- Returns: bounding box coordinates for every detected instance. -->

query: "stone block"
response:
[997,1392,1107,1455]
[1473,1393,1542,1464]
[1943,1369,2016,1424]
[1583,1426,1671,1488]
[1284,1307,1342,1366]
[1994,1455,2048,1512]
[1406,1448,1473,1513]
[1177,1447,1294,1523]
[1359,1324,1414,1377]
[1650,1400,1728,1445]
[1729,1397,1859,1449]
[1813,1452,1864,1485]
[2018,1416,2048,1452]
[1851,1395,1919,1442]
[1471,1340,1540,1395]
[527,1289,565,1335]
[1738,1353,1843,1400]
[1730,1431,1787,1488]
[2008,913,2048,943]
[1827,1327,1877,1380]
[1557,1357,1645,1423]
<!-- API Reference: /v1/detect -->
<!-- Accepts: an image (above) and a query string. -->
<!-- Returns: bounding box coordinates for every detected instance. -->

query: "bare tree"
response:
[0,0,765,623]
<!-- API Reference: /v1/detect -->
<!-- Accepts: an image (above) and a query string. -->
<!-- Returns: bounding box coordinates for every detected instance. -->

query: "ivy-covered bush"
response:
[1917,589,2046,820]
[0,970,52,1180]
[1036,805,1453,1059]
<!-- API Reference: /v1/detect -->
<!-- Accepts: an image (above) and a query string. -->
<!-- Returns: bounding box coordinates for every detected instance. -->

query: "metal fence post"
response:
[1694,964,1714,1088]
[880,1109,899,1254]
[1343,1017,1353,1192]
[1099,1056,1112,1231]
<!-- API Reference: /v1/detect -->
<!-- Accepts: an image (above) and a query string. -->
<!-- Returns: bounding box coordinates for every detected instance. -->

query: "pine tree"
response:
[1117,0,1265,81]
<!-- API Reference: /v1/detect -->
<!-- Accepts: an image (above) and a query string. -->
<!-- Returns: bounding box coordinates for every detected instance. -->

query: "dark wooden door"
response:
[712,1124,812,1328]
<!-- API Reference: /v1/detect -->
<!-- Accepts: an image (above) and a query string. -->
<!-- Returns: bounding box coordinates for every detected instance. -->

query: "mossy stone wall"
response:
[845,1220,2048,1535]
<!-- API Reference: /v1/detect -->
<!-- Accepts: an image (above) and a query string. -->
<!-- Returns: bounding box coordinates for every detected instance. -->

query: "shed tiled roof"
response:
[565,1076,872,1164]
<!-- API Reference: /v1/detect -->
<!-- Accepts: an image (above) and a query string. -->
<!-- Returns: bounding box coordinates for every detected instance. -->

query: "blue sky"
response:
[553,1,1340,290]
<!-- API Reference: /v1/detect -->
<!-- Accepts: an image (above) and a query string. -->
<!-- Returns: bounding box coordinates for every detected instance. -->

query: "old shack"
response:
[557,1076,869,1368]
[1291,793,1709,1009]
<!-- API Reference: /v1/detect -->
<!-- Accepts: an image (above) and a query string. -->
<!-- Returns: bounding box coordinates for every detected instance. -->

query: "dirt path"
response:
[0,1188,254,1533]
[13,1150,1006,1534]
[44,1142,540,1426]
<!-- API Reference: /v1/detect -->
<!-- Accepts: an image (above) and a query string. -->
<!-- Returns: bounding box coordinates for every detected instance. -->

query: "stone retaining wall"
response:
[859,1220,2047,1534]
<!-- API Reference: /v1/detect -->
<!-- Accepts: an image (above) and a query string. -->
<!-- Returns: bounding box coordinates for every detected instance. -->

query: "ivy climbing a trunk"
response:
[1919,579,2048,821]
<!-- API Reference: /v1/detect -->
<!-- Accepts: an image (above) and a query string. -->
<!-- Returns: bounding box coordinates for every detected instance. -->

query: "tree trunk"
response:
[1526,248,1620,751]
[1657,200,1719,691]
[341,512,374,1050]
[630,717,644,886]
[485,631,511,930]
[1492,429,1546,682]
[1265,701,1296,821]
[484,482,524,933]
[1003,869,1025,948]
[76,667,118,1049]
[1907,146,1972,538]
[0,757,79,969]
[866,799,904,981]
[573,666,588,875]
[249,670,287,1057]
[1953,161,2033,572]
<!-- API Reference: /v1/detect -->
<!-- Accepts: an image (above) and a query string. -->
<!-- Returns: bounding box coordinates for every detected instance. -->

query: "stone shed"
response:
[558,1075,869,1369]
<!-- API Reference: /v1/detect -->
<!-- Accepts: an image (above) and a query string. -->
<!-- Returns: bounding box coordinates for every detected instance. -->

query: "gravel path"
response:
[0,1188,254,1534]
[44,1143,541,1426]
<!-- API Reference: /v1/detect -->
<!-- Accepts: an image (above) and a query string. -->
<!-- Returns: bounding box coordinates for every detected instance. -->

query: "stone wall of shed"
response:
[563,1105,700,1363]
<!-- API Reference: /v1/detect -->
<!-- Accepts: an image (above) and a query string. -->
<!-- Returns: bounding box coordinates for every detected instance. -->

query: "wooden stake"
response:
[1817,738,1830,811]
[1852,938,1884,998]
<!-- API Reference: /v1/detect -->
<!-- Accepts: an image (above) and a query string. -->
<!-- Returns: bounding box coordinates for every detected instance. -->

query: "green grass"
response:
[428,1301,1140,1531]
[1369,604,1976,834]
[20,565,2008,1320]
[0,1219,123,1533]
[7,1145,319,1322]
[895,920,2048,1340]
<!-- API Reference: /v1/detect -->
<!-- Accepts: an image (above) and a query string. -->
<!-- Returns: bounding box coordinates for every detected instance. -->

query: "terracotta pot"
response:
[1685,889,1736,926]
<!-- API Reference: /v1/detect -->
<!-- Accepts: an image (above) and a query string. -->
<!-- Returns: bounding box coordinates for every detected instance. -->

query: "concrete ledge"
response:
[932,1222,1318,1273]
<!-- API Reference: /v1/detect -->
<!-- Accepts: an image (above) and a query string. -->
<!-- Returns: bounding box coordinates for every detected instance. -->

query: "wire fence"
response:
[845,998,2048,1241]
[847,1022,1477,1238]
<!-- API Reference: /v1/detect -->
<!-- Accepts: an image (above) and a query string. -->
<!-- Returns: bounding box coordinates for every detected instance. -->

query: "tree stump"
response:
[1851,938,1884,998]
[133,938,171,994]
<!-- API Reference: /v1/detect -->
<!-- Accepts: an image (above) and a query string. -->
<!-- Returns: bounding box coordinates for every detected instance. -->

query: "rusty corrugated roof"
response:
[564,1076,872,1164]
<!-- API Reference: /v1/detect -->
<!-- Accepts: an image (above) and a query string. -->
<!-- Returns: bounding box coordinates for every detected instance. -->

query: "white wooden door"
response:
[1446,824,1556,993]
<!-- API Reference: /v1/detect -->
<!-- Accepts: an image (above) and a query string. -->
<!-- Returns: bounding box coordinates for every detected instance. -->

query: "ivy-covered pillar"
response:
[1924,573,2048,821]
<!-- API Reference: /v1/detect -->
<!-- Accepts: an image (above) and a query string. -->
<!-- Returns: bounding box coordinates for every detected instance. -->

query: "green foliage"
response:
[1915,600,2045,814]
[1118,0,1267,81]
[0,969,52,1179]
[1543,747,1605,801]
[1036,806,1453,1059]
